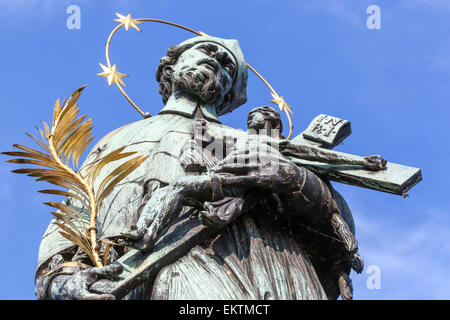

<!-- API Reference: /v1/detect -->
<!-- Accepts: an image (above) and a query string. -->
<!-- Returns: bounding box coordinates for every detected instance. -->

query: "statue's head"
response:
[247,105,283,135]
[156,36,248,116]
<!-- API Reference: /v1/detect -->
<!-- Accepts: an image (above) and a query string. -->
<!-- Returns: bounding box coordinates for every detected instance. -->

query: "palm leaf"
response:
[87,146,130,184]
[11,144,53,160]
[74,136,94,169]
[42,122,50,140]
[68,124,93,167]
[96,154,142,197]
[55,112,84,154]
[56,115,88,155]
[61,121,93,164]
[97,155,149,205]
[3,151,54,164]
[52,98,61,129]
[36,175,86,193]
[50,211,85,237]
[39,189,88,208]
[57,229,97,265]
[2,86,149,268]
[44,201,83,220]
[36,177,86,198]
[103,243,112,266]
[53,106,80,146]
[5,158,60,169]
[26,132,51,153]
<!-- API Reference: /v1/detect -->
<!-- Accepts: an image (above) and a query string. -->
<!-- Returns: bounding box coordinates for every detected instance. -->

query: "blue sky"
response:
[0,0,449,300]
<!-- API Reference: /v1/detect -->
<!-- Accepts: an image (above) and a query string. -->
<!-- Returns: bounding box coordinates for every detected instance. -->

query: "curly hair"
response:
[155,43,234,111]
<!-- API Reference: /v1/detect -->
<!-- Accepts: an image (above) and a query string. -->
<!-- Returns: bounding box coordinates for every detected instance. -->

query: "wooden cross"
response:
[285,114,422,196]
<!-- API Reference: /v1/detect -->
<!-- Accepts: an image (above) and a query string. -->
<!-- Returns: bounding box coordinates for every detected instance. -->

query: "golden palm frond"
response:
[2,86,149,267]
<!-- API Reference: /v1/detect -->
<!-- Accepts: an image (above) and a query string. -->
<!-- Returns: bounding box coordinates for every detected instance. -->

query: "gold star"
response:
[97,63,128,86]
[114,13,142,32]
[271,92,293,114]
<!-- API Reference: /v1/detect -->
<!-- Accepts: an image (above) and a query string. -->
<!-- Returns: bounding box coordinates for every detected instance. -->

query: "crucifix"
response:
[285,114,422,197]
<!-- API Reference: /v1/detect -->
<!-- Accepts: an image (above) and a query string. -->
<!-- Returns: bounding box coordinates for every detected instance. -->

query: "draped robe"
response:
[37,112,353,300]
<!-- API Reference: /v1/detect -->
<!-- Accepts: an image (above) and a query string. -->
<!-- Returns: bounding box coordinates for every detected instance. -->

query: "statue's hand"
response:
[46,264,122,300]
[363,155,387,171]
[212,137,301,194]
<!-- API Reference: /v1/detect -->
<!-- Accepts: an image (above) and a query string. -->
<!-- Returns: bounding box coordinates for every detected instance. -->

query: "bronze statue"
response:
[27,34,421,300]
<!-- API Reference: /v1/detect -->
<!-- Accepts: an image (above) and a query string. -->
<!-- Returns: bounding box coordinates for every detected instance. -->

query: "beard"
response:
[172,66,224,105]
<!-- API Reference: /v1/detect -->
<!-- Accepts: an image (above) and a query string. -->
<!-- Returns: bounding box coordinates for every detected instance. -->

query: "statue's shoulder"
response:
[92,114,166,148]
[82,114,195,163]
[37,114,196,274]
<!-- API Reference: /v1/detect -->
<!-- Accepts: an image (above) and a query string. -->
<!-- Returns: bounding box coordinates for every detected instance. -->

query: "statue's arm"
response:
[118,135,356,260]
[280,139,387,170]
[119,174,225,252]
[211,138,362,268]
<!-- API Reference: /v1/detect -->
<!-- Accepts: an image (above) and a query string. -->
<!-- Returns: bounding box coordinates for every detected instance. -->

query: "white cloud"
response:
[0,0,47,18]
[297,0,363,26]
[0,0,37,17]
[0,0,81,20]
[352,206,450,299]
[411,0,450,12]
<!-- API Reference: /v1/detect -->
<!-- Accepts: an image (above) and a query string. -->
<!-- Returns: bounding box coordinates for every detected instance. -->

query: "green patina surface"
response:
[35,34,422,300]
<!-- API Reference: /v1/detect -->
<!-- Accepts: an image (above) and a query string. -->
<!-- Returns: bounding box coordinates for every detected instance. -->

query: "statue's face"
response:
[247,109,279,131]
[247,110,267,131]
[172,42,237,105]
[247,107,283,138]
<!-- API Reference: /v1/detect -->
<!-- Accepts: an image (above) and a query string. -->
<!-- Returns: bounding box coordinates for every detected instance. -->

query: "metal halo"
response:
[101,14,294,139]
